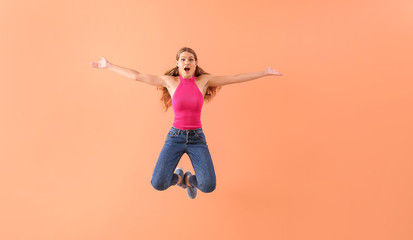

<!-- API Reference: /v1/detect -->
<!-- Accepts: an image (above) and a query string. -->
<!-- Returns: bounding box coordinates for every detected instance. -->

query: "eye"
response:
[190,59,194,61]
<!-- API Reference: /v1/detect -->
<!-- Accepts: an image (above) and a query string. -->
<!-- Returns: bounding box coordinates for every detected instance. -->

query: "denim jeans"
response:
[151,126,216,193]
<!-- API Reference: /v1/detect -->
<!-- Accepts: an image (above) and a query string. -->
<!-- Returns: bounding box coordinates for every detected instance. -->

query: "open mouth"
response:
[184,67,190,72]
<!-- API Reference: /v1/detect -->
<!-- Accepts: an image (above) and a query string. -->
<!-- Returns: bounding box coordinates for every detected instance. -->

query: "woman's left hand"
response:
[265,67,283,76]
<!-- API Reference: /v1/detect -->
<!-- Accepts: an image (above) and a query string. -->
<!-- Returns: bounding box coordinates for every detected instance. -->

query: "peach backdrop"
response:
[1,0,412,239]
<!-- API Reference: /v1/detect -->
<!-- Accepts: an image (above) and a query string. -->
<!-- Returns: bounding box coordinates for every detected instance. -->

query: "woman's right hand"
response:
[90,57,111,69]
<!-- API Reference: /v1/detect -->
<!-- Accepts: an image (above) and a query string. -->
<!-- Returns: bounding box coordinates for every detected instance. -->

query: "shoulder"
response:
[160,75,177,82]
[198,74,212,81]
[198,74,221,88]
[197,74,214,87]
[160,75,178,88]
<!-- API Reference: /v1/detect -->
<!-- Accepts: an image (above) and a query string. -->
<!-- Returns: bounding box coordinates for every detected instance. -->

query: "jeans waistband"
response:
[171,126,203,135]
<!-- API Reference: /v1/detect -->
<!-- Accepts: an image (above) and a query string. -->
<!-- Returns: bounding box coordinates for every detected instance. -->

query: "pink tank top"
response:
[171,75,204,130]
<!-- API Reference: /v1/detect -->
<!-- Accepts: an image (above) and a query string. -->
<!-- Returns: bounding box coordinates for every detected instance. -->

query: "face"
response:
[176,52,198,78]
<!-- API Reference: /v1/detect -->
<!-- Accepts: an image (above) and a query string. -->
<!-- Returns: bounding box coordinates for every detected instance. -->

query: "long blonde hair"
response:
[157,47,222,112]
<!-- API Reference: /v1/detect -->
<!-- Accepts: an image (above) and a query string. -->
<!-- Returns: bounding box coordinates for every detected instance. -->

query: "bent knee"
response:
[198,182,216,193]
[151,179,168,191]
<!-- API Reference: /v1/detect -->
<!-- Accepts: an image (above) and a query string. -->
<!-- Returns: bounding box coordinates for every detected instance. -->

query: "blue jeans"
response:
[151,126,216,193]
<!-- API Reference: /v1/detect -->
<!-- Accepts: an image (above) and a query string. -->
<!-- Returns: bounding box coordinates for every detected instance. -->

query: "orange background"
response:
[1,0,412,239]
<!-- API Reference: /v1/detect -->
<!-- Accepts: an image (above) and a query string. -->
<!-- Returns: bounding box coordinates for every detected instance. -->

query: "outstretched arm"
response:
[207,67,283,87]
[90,57,166,87]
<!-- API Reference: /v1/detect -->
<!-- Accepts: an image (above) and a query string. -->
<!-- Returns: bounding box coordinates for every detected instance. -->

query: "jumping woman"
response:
[90,47,283,199]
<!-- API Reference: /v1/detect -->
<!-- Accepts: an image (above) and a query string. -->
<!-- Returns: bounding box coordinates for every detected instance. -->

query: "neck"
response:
[180,75,194,79]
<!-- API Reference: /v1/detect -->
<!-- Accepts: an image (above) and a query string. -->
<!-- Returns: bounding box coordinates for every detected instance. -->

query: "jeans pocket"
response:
[167,130,178,137]
[195,132,205,139]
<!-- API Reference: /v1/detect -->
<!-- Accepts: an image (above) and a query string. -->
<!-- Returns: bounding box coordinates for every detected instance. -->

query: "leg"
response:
[151,142,185,191]
[186,145,216,193]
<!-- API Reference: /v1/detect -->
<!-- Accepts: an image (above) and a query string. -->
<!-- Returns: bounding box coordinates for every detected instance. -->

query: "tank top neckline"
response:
[179,75,195,80]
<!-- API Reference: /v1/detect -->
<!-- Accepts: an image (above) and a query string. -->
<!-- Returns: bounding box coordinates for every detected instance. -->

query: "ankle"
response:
[185,174,192,187]
[176,174,183,185]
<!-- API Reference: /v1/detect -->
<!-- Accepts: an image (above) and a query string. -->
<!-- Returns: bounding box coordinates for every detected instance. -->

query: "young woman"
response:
[90,47,283,199]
